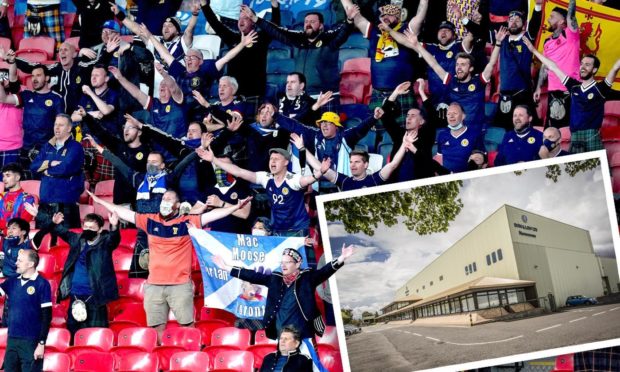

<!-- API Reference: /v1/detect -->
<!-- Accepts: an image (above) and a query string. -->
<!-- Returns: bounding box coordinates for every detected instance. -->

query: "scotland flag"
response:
[188,228,306,319]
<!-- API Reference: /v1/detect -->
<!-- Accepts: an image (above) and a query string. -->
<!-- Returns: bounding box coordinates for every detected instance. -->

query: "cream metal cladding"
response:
[598,257,620,293]
[396,206,519,301]
[395,205,613,310]
[507,206,605,308]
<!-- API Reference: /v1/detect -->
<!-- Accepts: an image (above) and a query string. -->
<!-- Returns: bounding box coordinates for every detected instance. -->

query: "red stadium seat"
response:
[553,353,574,372]
[318,347,343,372]
[211,350,254,372]
[95,179,114,197]
[253,329,276,345]
[66,327,115,363]
[601,125,620,142]
[110,301,147,325]
[119,228,138,249]
[169,351,210,372]
[51,304,67,328]
[195,320,228,348]
[65,36,80,50]
[153,327,202,369]
[246,342,276,369]
[49,246,69,272]
[19,36,55,58]
[0,37,11,56]
[116,276,145,301]
[20,180,41,199]
[204,327,251,363]
[72,351,115,372]
[14,48,48,62]
[167,307,197,328]
[110,327,158,357]
[37,253,57,280]
[605,100,620,116]
[45,327,71,353]
[78,204,94,222]
[43,352,71,372]
[200,307,236,326]
[115,351,159,372]
[604,140,620,160]
[112,248,133,273]
[316,326,339,350]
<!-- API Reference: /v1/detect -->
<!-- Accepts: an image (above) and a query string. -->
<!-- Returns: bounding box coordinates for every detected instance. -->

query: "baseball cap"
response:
[269,148,291,161]
[315,112,342,127]
[102,20,121,33]
[438,21,456,33]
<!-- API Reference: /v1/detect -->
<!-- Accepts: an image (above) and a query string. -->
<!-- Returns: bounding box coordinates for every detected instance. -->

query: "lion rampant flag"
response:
[532,0,620,89]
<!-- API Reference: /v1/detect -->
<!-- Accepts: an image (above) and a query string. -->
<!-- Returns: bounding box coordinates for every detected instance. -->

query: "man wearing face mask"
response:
[494,105,543,166]
[1,218,33,278]
[25,203,121,339]
[91,142,195,279]
[539,127,570,158]
[436,102,486,173]
[88,189,251,341]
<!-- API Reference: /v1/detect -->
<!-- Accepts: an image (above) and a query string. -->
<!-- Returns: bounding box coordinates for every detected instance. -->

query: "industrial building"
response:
[377,205,619,322]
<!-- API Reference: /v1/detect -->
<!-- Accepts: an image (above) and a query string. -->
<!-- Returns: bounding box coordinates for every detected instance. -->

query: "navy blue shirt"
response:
[368,24,414,90]
[564,77,612,131]
[205,181,252,234]
[494,128,543,166]
[335,172,386,191]
[70,243,93,296]
[19,90,65,150]
[2,239,33,278]
[275,284,308,337]
[445,74,489,131]
[499,35,533,92]
[168,59,220,109]
[148,97,188,161]
[425,41,464,107]
[437,127,485,173]
[256,172,309,232]
[0,273,52,340]
[78,87,119,134]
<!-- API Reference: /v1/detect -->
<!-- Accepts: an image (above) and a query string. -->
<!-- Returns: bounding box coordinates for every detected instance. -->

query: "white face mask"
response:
[160,201,175,216]
[252,229,267,236]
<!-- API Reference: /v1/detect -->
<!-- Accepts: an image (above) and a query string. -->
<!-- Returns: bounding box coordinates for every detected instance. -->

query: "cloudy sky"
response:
[324,160,617,318]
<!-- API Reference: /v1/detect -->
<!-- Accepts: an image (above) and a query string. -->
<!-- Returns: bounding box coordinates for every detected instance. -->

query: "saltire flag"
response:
[189,228,307,319]
[533,0,620,89]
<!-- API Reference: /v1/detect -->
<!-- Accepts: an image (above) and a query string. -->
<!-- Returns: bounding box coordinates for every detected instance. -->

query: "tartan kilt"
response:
[25,5,64,48]
[369,88,417,129]
[81,140,114,185]
[569,129,604,154]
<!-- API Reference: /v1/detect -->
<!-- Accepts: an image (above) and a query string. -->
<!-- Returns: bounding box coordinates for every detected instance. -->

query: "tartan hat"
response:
[283,248,302,263]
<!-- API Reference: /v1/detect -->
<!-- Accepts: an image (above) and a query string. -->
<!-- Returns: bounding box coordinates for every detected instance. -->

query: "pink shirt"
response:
[0,101,24,151]
[543,26,580,92]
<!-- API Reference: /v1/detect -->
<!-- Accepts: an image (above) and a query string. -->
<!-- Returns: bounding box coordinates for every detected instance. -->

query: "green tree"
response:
[324,181,464,236]
[341,308,353,324]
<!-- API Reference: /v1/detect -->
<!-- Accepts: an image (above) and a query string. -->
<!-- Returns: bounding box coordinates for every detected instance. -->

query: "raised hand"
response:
[124,113,144,129]
[192,90,210,108]
[241,30,258,47]
[240,5,258,23]
[374,107,384,120]
[522,36,535,52]
[108,66,122,79]
[83,134,101,151]
[339,243,355,262]
[79,47,97,60]
[206,194,223,208]
[227,113,243,132]
[237,196,253,209]
[109,2,119,15]
[289,133,305,150]
[138,23,153,41]
[52,212,64,225]
[24,202,38,217]
[108,211,119,226]
[200,132,214,148]
[106,34,121,53]
[345,4,360,20]
[494,26,509,44]
[404,29,420,50]
[190,0,200,14]
[394,81,411,96]
[314,91,333,110]
[320,157,331,174]
[196,146,214,162]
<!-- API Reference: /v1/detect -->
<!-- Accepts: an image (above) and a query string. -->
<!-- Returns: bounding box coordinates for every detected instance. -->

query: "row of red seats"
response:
[0,325,342,371]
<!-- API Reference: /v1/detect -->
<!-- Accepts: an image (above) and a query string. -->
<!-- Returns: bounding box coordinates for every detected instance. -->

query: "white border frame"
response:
[315,150,620,372]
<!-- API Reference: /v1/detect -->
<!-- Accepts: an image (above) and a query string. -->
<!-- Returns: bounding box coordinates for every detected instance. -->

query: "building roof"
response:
[411,276,535,308]
[379,294,423,312]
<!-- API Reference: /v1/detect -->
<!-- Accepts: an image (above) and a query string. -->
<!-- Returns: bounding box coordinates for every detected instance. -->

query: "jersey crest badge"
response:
[461,139,469,147]
[45,99,53,107]
[468,84,476,92]
[527,137,535,144]
[282,187,289,195]
[27,286,35,295]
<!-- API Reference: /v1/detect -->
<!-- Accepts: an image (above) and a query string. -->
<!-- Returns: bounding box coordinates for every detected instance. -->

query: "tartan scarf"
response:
[283,271,300,287]
[375,22,402,62]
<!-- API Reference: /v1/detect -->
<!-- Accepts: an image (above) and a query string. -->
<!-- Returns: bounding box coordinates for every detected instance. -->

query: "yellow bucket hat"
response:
[316,112,342,127]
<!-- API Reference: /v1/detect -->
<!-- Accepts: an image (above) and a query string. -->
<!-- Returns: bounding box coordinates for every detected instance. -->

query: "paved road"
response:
[345,303,620,371]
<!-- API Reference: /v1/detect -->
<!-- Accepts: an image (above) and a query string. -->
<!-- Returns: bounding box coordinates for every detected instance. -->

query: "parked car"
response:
[343,324,362,336]
[565,295,598,306]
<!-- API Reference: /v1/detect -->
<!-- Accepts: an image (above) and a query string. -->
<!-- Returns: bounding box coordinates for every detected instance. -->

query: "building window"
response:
[468,264,473,273]
[477,293,490,309]
[472,262,477,272]
[488,292,500,307]
[439,275,444,281]
[497,249,503,261]
[486,255,491,266]
[491,251,497,263]
[430,281,433,286]
[465,266,469,275]
[422,285,425,289]
[416,289,419,293]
